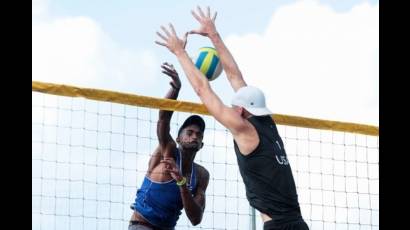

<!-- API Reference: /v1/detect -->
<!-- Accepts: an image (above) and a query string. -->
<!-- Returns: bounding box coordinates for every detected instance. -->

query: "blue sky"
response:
[33,0,379,125]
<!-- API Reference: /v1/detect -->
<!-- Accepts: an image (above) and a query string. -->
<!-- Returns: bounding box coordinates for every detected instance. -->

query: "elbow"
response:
[189,213,203,226]
[191,217,202,226]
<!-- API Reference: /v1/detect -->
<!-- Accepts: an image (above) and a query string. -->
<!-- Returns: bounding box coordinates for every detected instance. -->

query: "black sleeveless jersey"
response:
[234,115,302,223]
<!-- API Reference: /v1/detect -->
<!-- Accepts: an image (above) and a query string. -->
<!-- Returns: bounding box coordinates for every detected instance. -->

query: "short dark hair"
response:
[178,115,205,137]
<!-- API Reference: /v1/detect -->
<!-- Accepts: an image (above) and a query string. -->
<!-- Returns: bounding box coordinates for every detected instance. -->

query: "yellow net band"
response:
[32,81,378,136]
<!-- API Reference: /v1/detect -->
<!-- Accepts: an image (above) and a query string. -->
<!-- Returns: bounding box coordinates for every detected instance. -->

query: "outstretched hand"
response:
[189,6,217,37]
[155,24,188,55]
[161,62,181,90]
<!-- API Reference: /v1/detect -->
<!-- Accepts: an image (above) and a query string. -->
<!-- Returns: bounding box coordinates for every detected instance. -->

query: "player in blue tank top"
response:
[129,62,210,230]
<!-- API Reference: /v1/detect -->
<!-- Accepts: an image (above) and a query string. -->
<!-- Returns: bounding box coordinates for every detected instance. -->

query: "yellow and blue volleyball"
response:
[195,47,223,81]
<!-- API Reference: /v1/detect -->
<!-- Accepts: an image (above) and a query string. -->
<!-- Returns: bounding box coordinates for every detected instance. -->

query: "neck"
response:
[241,108,253,119]
[245,114,253,119]
[178,147,196,175]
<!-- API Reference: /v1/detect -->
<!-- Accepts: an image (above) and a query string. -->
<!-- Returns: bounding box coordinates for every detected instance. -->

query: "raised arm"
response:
[190,6,247,92]
[156,62,181,158]
[148,63,181,172]
[155,24,247,135]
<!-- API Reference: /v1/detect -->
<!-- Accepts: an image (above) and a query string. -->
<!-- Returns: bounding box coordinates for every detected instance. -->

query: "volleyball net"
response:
[32,81,379,230]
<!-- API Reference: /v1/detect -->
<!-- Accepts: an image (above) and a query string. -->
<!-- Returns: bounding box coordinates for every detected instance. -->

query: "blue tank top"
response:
[131,149,197,229]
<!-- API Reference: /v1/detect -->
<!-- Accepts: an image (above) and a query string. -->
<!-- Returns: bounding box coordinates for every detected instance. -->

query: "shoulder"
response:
[246,115,275,129]
[194,163,210,183]
[250,115,272,122]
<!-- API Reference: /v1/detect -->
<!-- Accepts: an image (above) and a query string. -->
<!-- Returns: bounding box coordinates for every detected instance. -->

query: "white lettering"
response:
[275,141,282,150]
[275,155,289,165]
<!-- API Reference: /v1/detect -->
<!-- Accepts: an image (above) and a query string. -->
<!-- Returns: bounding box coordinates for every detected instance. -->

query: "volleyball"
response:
[194,47,223,81]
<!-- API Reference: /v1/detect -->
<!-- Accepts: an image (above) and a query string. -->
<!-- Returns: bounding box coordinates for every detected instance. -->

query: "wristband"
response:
[176,177,187,186]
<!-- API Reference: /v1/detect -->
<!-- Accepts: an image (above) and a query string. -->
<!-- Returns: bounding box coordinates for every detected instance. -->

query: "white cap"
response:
[231,86,272,116]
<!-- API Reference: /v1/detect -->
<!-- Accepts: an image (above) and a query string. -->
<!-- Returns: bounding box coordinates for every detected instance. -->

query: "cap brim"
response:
[245,107,272,116]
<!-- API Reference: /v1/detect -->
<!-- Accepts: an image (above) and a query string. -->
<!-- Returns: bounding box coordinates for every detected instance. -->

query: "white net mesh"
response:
[32,92,379,230]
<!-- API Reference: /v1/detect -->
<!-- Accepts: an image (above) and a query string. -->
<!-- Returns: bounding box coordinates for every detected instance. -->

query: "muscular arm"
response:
[156,63,180,159]
[179,166,210,225]
[160,157,210,225]
[190,6,247,92]
[147,63,181,174]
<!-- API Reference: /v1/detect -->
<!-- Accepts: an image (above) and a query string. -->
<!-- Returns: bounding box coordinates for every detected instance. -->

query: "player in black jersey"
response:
[155,6,309,230]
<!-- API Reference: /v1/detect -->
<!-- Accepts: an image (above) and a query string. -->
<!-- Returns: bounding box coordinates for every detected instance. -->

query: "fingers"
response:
[161,158,175,164]
[156,31,168,42]
[169,23,177,36]
[161,161,171,169]
[191,10,201,22]
[163,167,175,173]
[161,63,176,72]
[162,163,173,170]
[164,168,179,176]
[162,62,174,69]
[161,68,177,77]
[162,62,172,67]
[155,41,167,47]
[170,82,177,89]
[192,6,215,22]
[197,5,205,18]
[161,69,175,77]
[160,25,171,37]
[212,11,217,22]
[161,64,180,88]
[182,32,188,48]
[161,159,181,176]
[156,29,169,47]
[161,163,178,173]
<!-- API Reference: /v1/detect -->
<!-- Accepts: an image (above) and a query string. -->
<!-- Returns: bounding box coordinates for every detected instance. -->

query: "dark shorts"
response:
[264,219,309,230]
[128,223,153,230]
[128,221,174,230]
